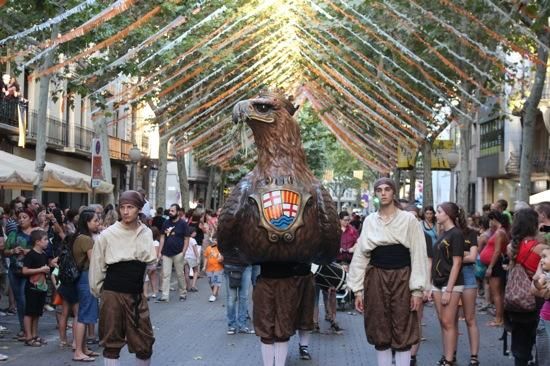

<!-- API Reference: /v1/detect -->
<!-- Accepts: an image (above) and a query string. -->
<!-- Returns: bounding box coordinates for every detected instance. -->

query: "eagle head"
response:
[232,88,298,125]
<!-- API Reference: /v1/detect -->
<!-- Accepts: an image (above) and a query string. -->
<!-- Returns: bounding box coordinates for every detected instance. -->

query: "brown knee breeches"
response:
[99,290,155,359]
[363,266,419,351]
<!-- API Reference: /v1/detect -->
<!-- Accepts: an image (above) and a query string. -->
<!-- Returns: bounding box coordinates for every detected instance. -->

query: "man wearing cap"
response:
[347,178,430,366]
[89,190,157,366]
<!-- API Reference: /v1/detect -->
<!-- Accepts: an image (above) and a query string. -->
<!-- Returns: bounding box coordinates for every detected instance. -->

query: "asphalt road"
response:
[0,275,515,366]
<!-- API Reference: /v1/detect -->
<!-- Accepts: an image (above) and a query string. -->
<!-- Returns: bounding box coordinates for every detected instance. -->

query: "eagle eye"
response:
[254,103,271,113]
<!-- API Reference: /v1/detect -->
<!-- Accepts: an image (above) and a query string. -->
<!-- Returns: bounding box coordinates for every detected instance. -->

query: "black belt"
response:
[370,244,411,269]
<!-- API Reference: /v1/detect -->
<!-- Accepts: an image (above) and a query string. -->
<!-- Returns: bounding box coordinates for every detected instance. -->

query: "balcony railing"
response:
[74,125,94,151]
[109,136,132,161]
[142,135,149,153]
[506,151,550,175]
[0,98,26,131]
[28,110,67,146]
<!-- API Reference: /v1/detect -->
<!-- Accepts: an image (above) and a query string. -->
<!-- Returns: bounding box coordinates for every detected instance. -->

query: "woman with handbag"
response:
[4,208,38,341]
[505,208,548,366]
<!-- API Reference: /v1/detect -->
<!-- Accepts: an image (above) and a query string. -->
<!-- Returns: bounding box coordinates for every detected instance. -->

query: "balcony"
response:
[108,136,132,161]
[74,125,94,151]
[28,110,67,146]
[0,98,27,133]
[506,151,550,175]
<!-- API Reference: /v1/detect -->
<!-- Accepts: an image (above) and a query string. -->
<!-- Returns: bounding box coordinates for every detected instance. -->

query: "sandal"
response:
[59,340,71,348]
[34,336,47,345]
[85,350,100,357]
[72,356,95,362]
[487,320,503,327]
[470,355,480,366]
[24,338,42,347]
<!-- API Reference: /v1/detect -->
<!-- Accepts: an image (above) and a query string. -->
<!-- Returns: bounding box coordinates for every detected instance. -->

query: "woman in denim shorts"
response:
[459,228,481,366]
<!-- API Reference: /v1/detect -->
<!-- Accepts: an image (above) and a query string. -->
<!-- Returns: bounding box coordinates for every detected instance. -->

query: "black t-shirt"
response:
[23,249,48,290]
[463,229,478,266]
[432,226,464,287]
[161,219,189,257]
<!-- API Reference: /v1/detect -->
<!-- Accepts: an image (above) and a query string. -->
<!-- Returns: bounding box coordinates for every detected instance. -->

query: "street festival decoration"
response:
[0,0,547,172]
[218,89,340,264]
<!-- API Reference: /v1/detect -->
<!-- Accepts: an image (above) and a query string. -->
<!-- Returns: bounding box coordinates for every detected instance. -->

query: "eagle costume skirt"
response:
[363,266,420,351]
[99,290,155,360]
[253,273,315,343]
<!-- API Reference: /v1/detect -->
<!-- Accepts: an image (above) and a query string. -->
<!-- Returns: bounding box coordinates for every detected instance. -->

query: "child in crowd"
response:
[22,230,51,347]
[203,237,223,302]
[185,227,200,292]
[144,227,161,299]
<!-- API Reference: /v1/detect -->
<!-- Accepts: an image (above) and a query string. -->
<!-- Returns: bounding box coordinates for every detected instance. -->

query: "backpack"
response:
[58,246,80,284]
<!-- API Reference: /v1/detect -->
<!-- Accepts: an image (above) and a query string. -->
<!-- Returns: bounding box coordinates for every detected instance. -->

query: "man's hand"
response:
[410,295,422,311]
[355,292,364,313]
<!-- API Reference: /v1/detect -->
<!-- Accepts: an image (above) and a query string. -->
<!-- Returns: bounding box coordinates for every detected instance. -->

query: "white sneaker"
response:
[208,295,216,302]
[0,325,7,332]
[44,304,55,312]
[0,353,7,361]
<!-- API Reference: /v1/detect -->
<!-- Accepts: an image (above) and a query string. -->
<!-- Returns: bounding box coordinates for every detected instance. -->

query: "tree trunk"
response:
[408,165,416,203]
[155,134,169,209]
[218,172,226,208]
[422,143,433,208]
[456,116,471,209]
[393,168,401,197]
[94,117,114,204]
[519,30,550,202]
[205,166,216,210]
[33,25,59,200]
[177,153,189,211]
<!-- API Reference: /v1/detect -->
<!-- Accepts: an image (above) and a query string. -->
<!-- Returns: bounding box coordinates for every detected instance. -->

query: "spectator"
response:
[505,208,548,366]
[479,210,510,327]
[151,207,166,233]
[72,210,101,362]
[184,227,200,292]
[157,204,190,303]
[4,208,38,339]
[22,229,50,347]
[421,206,438,248]
[5,77,19,99]
[203,237,223,302]
[144,226,160,299]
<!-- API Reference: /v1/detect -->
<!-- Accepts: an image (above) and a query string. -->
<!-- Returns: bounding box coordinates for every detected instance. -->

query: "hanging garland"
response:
[329,0,486,105]
[0,0,100,47]
[296,23,433,123]
[385,0,507,74]
[375,1,505,86]
[32,5,161,79]
[439,0,546,65]
[298,30,429,136]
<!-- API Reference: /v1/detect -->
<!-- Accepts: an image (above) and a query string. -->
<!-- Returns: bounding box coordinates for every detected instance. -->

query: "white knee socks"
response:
[274,342,289,366]
[394,350,411,366]
[261,343,275,366]
[376,349,393,366]
[298,330,310,347]
[135,358,151,366]
[104,358,120,366]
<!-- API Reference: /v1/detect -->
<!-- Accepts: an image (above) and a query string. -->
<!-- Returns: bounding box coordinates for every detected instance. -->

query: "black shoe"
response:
[410,356,417,366]
[299,345,311,360]
[330,321,343,334]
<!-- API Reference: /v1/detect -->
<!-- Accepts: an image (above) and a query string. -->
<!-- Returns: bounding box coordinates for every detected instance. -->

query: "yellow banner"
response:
[397,140,454,170]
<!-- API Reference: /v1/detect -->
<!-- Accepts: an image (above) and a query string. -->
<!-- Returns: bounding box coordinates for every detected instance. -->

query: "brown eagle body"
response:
[218,90,340,265]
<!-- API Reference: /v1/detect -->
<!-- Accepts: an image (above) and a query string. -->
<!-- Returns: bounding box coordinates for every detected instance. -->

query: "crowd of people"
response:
[0,192,228,364]
[0,186,549,366]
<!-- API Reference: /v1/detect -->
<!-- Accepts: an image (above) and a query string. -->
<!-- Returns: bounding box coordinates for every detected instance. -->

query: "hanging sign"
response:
[91,138,103,188]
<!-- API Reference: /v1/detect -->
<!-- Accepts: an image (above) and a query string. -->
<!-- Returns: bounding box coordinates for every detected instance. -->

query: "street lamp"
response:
[129,144,141,190]
[446,150,459,201]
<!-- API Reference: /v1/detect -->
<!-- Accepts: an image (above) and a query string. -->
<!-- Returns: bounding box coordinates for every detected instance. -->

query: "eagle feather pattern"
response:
[217,90,340,265]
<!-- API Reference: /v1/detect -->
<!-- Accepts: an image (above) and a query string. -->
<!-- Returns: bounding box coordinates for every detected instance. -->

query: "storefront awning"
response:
[529,190,550,205]
[0,150,113,194]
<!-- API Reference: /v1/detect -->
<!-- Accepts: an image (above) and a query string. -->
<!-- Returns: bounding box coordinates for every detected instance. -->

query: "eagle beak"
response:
[232,100,250,124]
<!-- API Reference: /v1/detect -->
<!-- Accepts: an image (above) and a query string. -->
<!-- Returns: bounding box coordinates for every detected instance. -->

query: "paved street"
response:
[0,277,515,366]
